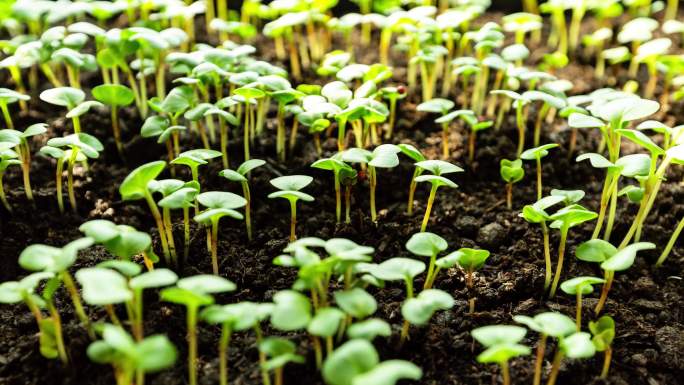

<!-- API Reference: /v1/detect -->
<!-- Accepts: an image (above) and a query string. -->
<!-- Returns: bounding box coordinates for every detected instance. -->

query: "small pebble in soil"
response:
[476,222,507,248]
[455,215,480,238]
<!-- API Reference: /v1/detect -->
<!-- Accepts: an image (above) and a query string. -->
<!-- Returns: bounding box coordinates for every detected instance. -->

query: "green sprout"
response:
[219,159,266,240]
[361,257,425,344]
[39,87,86,132]
[42,133,103,213]
[398,144,426,216]
[547,332,596,385]
[307,307,345,367]
[414,160,462,232]
[416,98,455,159]
[521,143,559,200]
[490,90,530,157]
[259,337,305,385]
[311,156,353,223]
[92,84,135,155]
[576,240,655,314]
[405,232,447,290]
[194,191,247,275]
[446,248,491,313]
[322,339,422,385]
[203,105,239,168]
[341,144,400,222]
[158,185,199,262]
[0,147,21,212]
[119,161,171,261]
[656,215,683,267]
[560,276,606,330]
[268,175,314,242]
[589,315,616,379]
[87,324,177,385]
[0,88,29,130]
[75,267,133,327]
[500,159,524,209]
[548,204,598,297]
[513,312,576,385]
[380,86,407,139]
[471,325,531,385]
[401,288,454,331]
[172,149,221,190]
[0,123,47,203]
[161,275,236,385]
[462,114,493,163]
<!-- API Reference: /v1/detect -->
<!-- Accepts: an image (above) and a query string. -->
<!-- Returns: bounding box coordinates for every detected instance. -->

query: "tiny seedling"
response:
[656,215,683,267]
[398,144,426,216]
[219,159,266,240]
[311,156,354,223]
[500,159,525,209]
[0,123,47,203]
[194,191,247,275]
[79,219,158,270]
[576,240,655,314]
[490,90,530,157]
[401,289,454,328]
[0,147,21,211]
[414,160,463,232]
[347,318,392,341]
[92,84,135,155]
[416,98,455,159]
[161,275,236,385]
[444,248,491,313]
[560,276,606,330]
[521,143,559,200]
[307,307,345,367]
[172,149,222,187]
[0,88,29,130]
[471,325,531,385]
[268,175,314,241]
[259,337,305,385]
[547,332,596,385]
[589,315,615,379]
[159,185,200,262]
[405,232,448,290]
[513,312,576,385]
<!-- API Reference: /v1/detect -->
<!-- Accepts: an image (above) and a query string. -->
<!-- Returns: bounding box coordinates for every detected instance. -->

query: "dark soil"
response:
[1,10,683,385]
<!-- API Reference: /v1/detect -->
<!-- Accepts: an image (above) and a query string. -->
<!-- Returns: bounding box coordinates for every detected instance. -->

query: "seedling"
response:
[401,289,454,328]
[380,86,407,139]
[0,123,47,203]
[576,240,655,314]
[194,191,247,274]
[522,91,566,148]
[521,143,559,200]
[462,115,493,163]
[520,195,566,291]
[513,312,576,385]
[547,332,596,385]
[405,232,448,290]
[656,215,683,267]
[471,325,530,385]
[158,186,199,262]
[347,318,392,341]
[589,315,615,379]
[341,144,401,222]
[307,307,345,367]
[79,219,158,270]
[560,276,606,330]
[268,175,314,241]
[414,160,462,231]
[0,88,29,130]
[87,324,177,385]
[311,156,353,223]
[75,267,133,326]
[128,269,178,339]
[0,148,21,211]
[92,84,135,155]
[120,161,171,261]
[322,339,422,385]
[398,144,426,216]
[203,106,239,168]
[361,257,425,343]
[490,90,530,157]
[201,302,268,385]
[39,87,86,133]
[548,204,598,297]
[172,149,222,188]
[219,159,266,240]
[416,99,455,159]
[43,133,103,212]
[259,337,305,385]
[161,275,236,385]
[445,248,491,313]
[500,159,524,209]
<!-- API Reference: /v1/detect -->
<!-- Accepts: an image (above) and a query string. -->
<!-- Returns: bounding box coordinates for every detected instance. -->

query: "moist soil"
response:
[1,11,683,385]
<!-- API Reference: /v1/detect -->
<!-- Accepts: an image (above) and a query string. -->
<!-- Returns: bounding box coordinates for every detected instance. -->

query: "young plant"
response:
[43,133,103,212]
[341,144,401,222]
[92,84,135,155]
[656,215,683,267]
[513,312,576,385]
[0,123,47,203]
[203,106,239,168]
[416,99,455,159]
[520,195,566,291]
[462,115,493,163]
[398,144,426,216]
[194,191,247,275]
[575,240,655,314]
[39,87,86,132]
[87,324,177,385]
[268,175,314,241]
[380,86,407,139]
[548,205,598,297]
[546,332,596,385]
[0,88,29,130]
[311,156,353,223]
[161,275,236,385]
[259,337,305,385]
[589,315,616,379]
[322,339,422,385]
[75,266,134,327]
[158,185,199,263]
[307,307,345,367]
[471,325,531,385]
[120,161,171,261]
[490,90,530,157]
[414,160,463,232]
[446,248,491,313]
[521,143,559,200]
[172,149,222,188]
[401,289,454,332]
[560,276,606,330]
[406,232,448,291]
[500,159,524,209]
[362,257,425,343]
[219,159,266,240]
[0,147,21,211]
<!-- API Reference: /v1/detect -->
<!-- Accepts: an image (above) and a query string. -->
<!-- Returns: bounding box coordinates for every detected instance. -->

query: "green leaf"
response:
[75,267,132,305]
[177,275,236,294]
[476,343,530,364]
[406,232,448,257]
[334,288,377,319]
[589,316,615,351]
[92,84,135,107]
[575,239,617,263]
[600,242,655,271]
[97,260,143,278]
[119,161,166,201]
[560,276,605,295]
[347,318,391,341]
[576,153,614,169]
[67,101,104,118]
[197,191,246,210]
[270,175,313,191]
[136,334,178,372]
[414,160,463,175]
[500,159,524,183]
[521,143,559,160]
[472,325,527,347]
[307,307,345,337]
[323,339,379,385]
[616,129,664,156]
[415,174,458,188]
[130,269,178,290]
[446,248,490,271]
[363,258,425,282]
[237,159,266,175]
[401,289,454,325]
[19,238,93,273]
[514,312,576,338]
[560,332,596,359]
[270,290,311,331]
[352,360,423,385]
[39,87,85,108]
[417,98,454,114]
[368,144,400,168]
[398,144,425,162]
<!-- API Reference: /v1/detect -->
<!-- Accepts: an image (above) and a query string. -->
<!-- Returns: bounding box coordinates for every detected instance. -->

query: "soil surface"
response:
[0,8,683,385]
